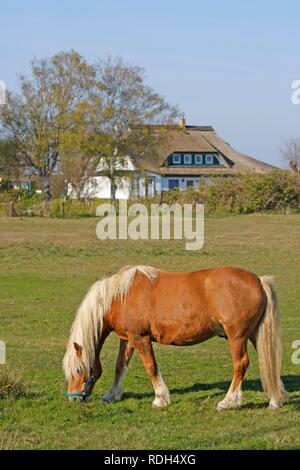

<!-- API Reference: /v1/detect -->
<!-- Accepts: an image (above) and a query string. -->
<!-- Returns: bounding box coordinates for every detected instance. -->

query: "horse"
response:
[63,265,287,410]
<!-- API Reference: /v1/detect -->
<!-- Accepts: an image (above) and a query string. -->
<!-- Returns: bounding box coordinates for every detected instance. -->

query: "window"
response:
[186,180,194,188]
[168,179,179,190]
[195,154,203,165]
[184,154,192,164]
[205,154,214,164]
[145,177,155,198]
[131,177,139,195]
[172,154,181,164]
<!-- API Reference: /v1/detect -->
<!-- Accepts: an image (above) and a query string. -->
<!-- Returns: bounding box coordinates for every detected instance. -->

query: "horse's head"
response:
[65,342,102,402]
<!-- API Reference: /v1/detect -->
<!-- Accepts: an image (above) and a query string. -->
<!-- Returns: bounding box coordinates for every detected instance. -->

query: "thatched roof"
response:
[134,123,277,176]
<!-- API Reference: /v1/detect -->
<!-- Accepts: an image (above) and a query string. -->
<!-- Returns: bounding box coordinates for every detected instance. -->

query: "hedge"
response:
[1,171,299,217]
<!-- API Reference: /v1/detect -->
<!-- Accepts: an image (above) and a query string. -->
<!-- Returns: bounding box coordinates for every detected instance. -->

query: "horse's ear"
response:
[73,342,82,357]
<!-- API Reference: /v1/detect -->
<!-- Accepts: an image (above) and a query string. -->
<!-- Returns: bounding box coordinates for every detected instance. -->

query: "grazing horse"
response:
[63,265,286,410]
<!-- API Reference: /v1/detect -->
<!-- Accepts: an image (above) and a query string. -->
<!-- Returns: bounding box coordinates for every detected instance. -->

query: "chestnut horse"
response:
[63,265,286,410]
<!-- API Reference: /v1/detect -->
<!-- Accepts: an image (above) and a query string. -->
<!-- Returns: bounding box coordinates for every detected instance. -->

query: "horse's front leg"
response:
[103,339,134,403]
[129,335,171,408]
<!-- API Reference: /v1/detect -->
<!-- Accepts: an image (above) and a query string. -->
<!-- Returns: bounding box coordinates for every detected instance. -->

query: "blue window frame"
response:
[195,154,203,165]
[184,154,192,164]
[172,154,181,164]
[205,154,214,164]
[168,179,179,189]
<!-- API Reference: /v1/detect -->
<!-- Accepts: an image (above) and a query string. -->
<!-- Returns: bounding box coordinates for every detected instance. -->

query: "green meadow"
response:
[0,214,299,449]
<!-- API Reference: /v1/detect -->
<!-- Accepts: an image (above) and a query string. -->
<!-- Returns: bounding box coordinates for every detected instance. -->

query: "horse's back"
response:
[108,266,266,346]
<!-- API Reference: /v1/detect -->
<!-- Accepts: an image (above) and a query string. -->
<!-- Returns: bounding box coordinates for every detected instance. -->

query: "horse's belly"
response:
[150,317,216,346]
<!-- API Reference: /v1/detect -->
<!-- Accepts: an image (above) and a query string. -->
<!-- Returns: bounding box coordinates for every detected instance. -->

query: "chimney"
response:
[179,116,186,130]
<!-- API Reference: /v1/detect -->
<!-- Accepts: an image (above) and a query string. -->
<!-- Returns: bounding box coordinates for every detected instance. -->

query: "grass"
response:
[0,366,30,399]
[0,214,299,450]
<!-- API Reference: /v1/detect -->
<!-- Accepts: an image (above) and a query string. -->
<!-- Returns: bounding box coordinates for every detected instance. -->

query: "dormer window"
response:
[173,154,181,164]
[169,152,221,167]
[195,154,203,165]
[184,154,192,164]
[205,154,214,164]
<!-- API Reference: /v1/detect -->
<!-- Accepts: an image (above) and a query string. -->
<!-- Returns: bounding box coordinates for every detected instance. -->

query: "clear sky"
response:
[1,0,299,167]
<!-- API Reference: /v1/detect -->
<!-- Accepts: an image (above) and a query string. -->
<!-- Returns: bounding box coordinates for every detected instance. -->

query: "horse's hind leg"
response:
[103,339,134,403]
[129,335,171,408]
[217,337,249,411]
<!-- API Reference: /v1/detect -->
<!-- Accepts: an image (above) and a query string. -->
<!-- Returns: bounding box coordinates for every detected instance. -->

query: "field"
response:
[0,214,300,450]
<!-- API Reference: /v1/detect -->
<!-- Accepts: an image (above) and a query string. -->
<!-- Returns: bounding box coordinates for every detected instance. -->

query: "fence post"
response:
[60,200,65,217]
[9,201,14,217]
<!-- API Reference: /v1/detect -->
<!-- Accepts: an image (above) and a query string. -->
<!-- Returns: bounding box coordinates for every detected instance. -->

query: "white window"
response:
[195,154,203,164]
[184,154,192,164]
[205,154,214,164]
[173,154,181,164]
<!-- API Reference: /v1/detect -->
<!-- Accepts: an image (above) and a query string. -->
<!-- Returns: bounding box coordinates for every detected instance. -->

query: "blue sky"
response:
[1,0,299,166]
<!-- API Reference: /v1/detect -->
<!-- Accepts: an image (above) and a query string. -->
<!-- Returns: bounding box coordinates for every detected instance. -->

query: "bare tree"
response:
[280,138,300,172]
[0,50,96,200]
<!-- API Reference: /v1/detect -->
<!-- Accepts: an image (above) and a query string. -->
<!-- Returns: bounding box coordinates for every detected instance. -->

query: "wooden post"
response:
[60,200,65,217]
[44,201,49,217]
[9,201,14,217]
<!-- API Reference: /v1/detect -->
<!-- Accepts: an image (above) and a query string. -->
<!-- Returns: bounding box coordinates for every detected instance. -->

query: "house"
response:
[81,118,278,199]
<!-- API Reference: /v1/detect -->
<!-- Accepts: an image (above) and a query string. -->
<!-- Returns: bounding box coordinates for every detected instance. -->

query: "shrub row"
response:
[137,171,300,215]
[1,171,299,217]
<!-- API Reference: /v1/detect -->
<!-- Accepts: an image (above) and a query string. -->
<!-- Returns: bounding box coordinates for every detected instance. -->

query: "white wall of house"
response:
[93,176,131,199]
[138,173,161,197]
[69,172,202,200]
[68,176,132,199]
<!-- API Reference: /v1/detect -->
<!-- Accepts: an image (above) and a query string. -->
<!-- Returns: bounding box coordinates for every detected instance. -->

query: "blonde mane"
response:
[63,265,158,380]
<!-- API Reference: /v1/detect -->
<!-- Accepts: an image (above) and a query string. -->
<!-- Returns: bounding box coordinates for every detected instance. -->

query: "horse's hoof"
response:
[152,396,171,408]
[102,392,123,404]
[102,397,112,404]
[217,401,228,412]
[268,402,279,410]
[217,399,241,411]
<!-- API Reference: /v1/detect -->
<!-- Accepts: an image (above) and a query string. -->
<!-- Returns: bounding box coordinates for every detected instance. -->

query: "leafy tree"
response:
[0,138,19,185]
[0,50,95,200]
[89,57,179,203]
[59,118,100,199]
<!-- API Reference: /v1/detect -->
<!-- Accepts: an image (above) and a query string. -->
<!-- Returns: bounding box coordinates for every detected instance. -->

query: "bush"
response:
[198,171,300,214]
[0,179,14,192]
[135,171,300,215]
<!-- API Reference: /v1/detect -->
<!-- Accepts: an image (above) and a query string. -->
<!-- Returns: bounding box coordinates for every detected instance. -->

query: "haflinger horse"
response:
[63,265,287,411]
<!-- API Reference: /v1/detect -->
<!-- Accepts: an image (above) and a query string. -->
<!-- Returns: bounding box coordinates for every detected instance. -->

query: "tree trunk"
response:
[110,178,117,205]
[43,176,52,201]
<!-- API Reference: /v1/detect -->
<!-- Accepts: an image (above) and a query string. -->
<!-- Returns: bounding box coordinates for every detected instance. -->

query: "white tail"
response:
[257,276,286,409]
[63,265,157,380]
